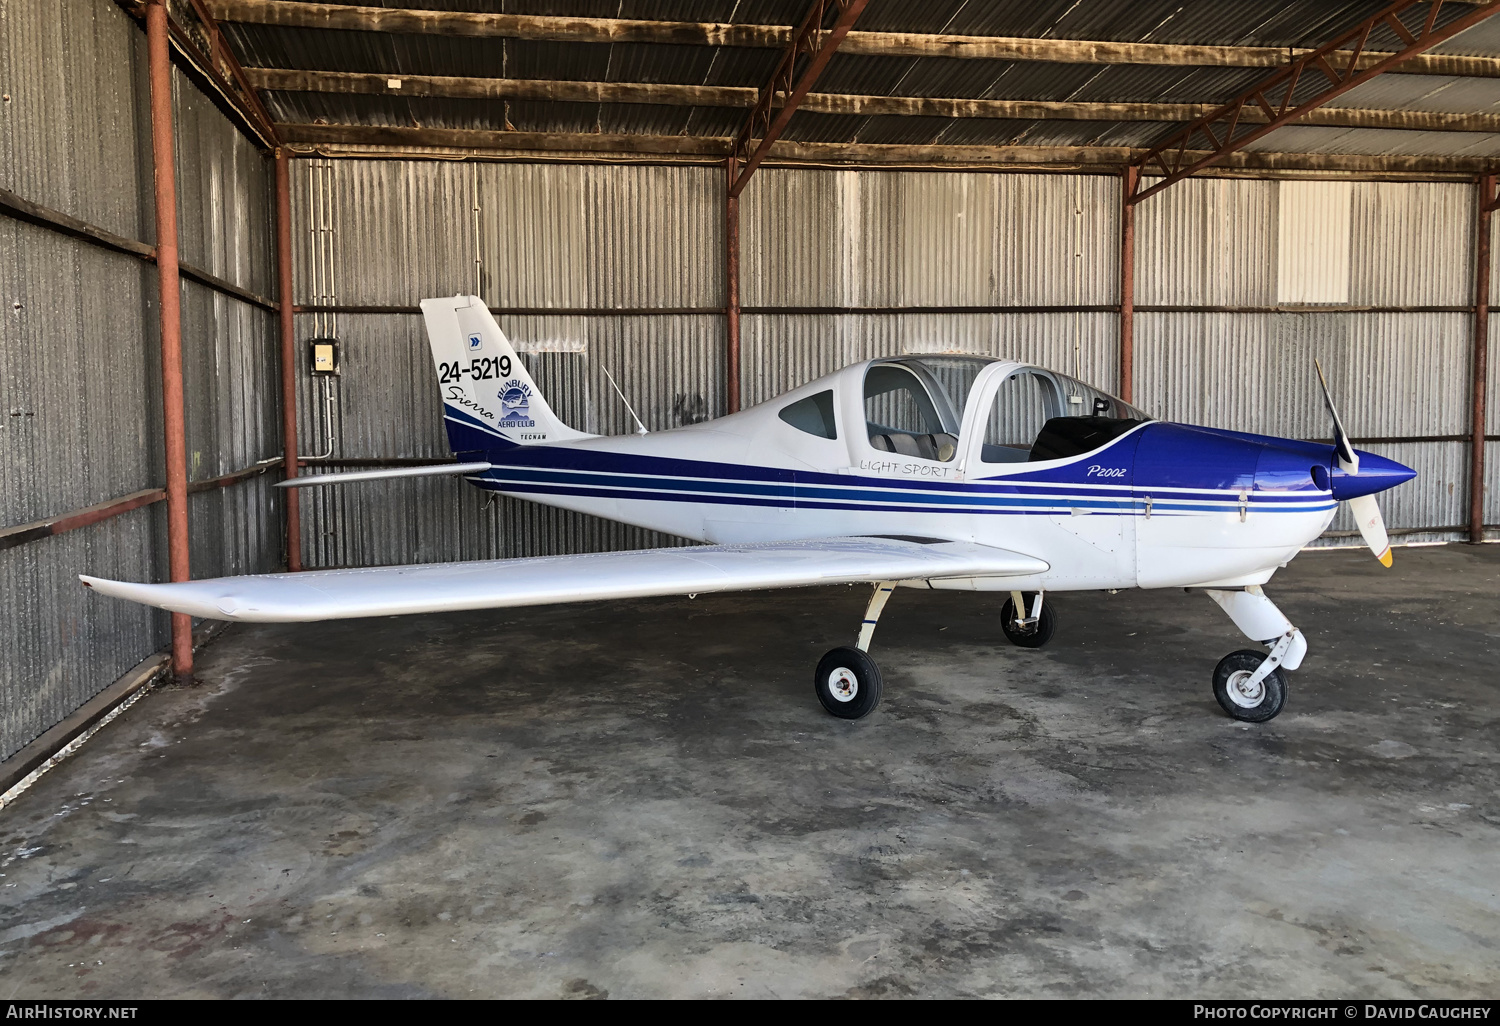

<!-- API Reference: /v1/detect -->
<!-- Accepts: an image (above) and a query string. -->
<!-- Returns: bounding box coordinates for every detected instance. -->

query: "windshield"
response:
[1049,370,1147,421]
[979,367,1148,465]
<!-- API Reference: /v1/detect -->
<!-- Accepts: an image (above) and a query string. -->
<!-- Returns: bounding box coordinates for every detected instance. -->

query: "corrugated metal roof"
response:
[1430,12,1500,57]
[1248,123,1500,158]
[857,0,1380,45]
[217,0,1500,166]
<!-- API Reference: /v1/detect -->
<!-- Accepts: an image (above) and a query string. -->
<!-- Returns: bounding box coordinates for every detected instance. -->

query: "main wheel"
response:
[1001,594,1056,648]
[1213,649,1288,722]
[814,646,883,720]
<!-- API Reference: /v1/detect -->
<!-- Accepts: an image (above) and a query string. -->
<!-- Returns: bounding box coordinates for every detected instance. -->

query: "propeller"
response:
[1314,360,1392,568]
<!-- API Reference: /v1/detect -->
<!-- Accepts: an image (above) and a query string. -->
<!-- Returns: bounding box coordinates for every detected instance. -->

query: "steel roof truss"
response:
[1129,0,1500,205]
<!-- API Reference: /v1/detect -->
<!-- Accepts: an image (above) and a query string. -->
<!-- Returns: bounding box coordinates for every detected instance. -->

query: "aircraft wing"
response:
[81,536,1047,624]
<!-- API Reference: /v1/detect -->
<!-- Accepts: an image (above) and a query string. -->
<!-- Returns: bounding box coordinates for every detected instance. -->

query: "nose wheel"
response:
[1213,650,1288,722]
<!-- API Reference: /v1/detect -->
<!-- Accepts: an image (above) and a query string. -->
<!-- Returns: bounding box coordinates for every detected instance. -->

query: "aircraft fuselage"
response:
[444,359,1407,594]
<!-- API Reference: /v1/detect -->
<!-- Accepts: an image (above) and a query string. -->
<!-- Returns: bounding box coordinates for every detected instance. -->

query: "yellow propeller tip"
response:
[1378,549,1393,568]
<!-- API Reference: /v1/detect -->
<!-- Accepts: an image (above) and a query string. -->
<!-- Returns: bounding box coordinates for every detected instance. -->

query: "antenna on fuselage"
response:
[601,365,649,436]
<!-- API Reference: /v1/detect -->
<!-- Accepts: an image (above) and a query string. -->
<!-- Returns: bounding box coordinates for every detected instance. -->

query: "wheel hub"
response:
[1225,668,1265,708]
[827,667,859,702]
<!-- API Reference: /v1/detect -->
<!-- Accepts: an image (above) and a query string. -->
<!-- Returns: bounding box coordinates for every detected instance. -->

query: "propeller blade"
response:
[1348,493,1392,567]
[1314,359,1358,474]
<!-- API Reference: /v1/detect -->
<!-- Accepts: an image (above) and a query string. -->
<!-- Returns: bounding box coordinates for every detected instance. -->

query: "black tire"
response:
[1212,649,1288,722]
[814,646,883,720]
[1001,594,1056,648]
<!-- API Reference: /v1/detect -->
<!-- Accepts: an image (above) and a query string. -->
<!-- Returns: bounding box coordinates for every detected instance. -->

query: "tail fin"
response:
[419,296,590,454]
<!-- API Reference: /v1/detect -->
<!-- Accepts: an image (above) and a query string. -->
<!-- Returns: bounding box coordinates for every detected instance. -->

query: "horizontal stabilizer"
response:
[81,537,1048,623]
[275,463,492,489]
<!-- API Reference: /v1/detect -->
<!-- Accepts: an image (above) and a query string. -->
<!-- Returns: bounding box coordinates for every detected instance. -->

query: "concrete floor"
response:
[1,545,1497,998]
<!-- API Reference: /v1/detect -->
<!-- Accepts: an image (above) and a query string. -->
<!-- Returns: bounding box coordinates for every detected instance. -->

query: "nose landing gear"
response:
[1205,587,1305,722]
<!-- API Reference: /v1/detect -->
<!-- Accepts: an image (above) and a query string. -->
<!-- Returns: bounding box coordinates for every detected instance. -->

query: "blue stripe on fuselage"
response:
[453,407,1336,516]
[469,464,1331,513]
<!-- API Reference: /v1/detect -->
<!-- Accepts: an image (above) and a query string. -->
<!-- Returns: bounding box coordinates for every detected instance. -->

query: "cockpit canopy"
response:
[858,355,1146,464]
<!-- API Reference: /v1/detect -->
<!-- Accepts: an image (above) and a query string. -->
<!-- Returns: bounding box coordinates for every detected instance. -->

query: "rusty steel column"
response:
[1472,174,1494,544]
[146,0,192,681]
[726,156,741,415]
[275,148,302,570]
[1120,165,1137,404]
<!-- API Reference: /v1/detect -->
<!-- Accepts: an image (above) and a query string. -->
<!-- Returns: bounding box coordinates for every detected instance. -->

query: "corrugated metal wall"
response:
[290,162,1486,568]
[0,0,280,761]
[1135,177,1477,543]
[741,170,1119,308]
[289,161,726,568]
[173,63,283,585]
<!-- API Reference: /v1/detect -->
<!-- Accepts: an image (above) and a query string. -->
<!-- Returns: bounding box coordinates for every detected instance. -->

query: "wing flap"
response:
[81,537,1048,623]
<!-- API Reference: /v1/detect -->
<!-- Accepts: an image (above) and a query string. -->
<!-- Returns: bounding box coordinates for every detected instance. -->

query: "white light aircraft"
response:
[84,296,1415,723]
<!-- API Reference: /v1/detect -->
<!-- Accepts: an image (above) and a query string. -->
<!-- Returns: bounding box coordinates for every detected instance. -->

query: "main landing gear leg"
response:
[814,582,895,720]
[1205,586,1307,722]
[1002,590,1055,648]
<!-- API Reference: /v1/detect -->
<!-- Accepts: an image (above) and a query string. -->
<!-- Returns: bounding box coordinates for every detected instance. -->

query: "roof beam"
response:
[274,122,1500,175]
[182,0,279,142]
[207,0,1500,78]
[251,68,756,108]
[728,0,868,196]
[248,67,1500,133]
[1131,0,1500,203]
[112,0,276,147]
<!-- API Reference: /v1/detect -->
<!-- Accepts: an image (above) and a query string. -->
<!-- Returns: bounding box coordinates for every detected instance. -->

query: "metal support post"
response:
[275,148,302,569]
[1472,174,1494,544]
[1120,165,1137,403]
[725,156,741,415]
[146,0,193,682]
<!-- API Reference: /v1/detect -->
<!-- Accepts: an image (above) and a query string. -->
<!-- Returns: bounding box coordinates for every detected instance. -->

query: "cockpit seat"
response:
[869,431,958,462]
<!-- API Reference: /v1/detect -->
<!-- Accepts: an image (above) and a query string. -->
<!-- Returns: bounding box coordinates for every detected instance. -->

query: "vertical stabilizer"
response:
[419,295,591,454]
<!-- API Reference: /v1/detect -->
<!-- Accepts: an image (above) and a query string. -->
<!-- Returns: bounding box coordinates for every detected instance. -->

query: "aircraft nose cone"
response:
[1330,450,1417,501]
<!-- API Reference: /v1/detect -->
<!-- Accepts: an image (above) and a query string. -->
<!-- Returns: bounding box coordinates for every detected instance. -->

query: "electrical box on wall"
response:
[308,338,340,375]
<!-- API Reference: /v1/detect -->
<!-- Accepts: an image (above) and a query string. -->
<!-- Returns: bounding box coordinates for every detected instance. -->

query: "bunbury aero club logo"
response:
[498,380,535,427]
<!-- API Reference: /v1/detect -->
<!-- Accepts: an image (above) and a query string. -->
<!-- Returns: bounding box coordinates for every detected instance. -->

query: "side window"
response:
[778,390,837,439]
[982,371,1059,463]
[864,365,956,462]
